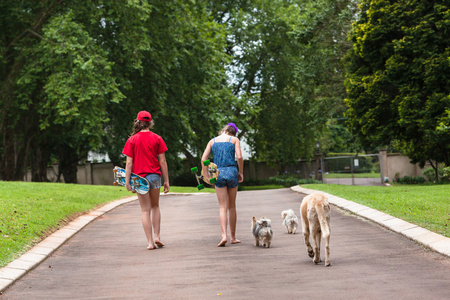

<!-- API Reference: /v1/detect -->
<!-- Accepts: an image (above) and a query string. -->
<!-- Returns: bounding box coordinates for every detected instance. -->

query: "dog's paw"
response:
[308,250,314,258]
[325,261,331,267]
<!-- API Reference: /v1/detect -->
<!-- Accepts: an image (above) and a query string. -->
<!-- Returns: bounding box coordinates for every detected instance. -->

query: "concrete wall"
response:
[385,154,432,182]
[24,162,116,186]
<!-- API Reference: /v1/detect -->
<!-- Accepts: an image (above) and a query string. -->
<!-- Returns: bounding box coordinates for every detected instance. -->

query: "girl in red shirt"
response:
[122,111,170,250]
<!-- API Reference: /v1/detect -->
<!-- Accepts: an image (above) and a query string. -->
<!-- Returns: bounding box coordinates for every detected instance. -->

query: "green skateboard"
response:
[191,160,219,190]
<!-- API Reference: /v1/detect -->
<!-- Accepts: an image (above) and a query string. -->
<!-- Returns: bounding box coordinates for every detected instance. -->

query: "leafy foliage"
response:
[345,0,450,169]
[1,0,358,181]
[211,0,358,166]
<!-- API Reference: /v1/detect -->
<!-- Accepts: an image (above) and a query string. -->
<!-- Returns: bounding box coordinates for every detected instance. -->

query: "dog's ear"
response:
[281,212,287,219]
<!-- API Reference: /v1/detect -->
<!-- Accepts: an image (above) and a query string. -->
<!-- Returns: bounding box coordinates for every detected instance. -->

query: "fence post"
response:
[351,156,355,185]
[85,161,93,185]
[315,153,322,181]
[320,157,325,183]
[379,149,388,183]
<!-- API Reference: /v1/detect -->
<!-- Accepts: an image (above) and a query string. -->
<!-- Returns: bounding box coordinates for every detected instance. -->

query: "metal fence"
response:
[321,154,383,186]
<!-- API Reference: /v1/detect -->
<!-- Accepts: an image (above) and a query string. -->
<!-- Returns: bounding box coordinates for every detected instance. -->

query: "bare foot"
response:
[147,244,155,250]
[230,239,241,244]
[155,240,165,248]
[217,239,227,247]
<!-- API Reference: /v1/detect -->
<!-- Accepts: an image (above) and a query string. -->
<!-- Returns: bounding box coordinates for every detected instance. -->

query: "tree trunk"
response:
[30,143,50,182]
[58,146,79,183]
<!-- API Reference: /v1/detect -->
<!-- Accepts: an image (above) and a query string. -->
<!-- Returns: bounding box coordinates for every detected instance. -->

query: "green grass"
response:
[301,184,450,238]
[0,181,221,267]
[325,172,381,178]
[0,181,133,267]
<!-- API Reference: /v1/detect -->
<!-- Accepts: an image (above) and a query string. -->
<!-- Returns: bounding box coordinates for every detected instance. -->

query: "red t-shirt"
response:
[122,131,168,176]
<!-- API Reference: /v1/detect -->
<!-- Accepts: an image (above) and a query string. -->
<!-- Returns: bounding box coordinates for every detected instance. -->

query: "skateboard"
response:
[113,166,150,195]
[191,160,219,190]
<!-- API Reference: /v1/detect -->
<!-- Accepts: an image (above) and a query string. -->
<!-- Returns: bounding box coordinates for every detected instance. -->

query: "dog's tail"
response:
[316,199,330,239]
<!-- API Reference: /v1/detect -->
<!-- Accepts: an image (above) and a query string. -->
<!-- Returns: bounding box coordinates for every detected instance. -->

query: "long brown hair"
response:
[131,119,154,136]
[218,125,236,136]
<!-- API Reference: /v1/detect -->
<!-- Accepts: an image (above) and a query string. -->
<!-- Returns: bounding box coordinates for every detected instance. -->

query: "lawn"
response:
[0,182,218,267]
[301,184,450,238]
[0,181,136,267]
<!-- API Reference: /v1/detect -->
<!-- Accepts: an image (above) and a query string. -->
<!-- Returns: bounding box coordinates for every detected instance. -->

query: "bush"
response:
[422,166,450,183]
[442,166,450,182]
[397,176,426,184]
[239,178,273,186]
[172,171,197,186]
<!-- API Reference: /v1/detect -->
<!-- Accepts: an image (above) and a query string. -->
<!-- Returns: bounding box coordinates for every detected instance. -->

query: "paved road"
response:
[2,189,449,299]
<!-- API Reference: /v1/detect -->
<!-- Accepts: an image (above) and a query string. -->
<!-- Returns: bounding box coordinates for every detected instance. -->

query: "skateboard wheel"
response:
[132,190,137,193]
[113,182,119,186]
[191,167,198,173]
[203,160,210,166]
[197,184,205,190]
[210,178,217,184]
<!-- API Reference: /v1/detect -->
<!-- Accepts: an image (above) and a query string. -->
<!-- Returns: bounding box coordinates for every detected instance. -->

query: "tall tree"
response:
[210,0,358,166]
[102,0,232,171]
[345,0,450,176]
[1,1,151,181]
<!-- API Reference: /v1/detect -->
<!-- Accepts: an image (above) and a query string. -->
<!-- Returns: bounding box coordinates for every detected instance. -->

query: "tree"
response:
[1,0,359,182]
[210,0,358,166]
[345,0,450,178]
[102,0,233,171]
[1,0,230,181]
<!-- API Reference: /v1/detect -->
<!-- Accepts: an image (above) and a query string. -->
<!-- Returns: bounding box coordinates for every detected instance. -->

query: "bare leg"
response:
[137,193,154,250]
[227,187,240,244]
[149,188,164,248]
[215,186,228,246]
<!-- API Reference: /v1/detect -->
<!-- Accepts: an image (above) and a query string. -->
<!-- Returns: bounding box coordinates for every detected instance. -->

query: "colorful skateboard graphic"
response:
[113,166,149,195]
[191,160,219,190]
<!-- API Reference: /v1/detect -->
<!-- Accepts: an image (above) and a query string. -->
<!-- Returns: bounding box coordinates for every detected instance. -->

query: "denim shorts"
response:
[215,166,239,189]
[144,173,161,190]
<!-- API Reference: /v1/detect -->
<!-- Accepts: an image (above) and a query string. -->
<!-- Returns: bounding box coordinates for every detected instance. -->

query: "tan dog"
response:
[300,193,331,266]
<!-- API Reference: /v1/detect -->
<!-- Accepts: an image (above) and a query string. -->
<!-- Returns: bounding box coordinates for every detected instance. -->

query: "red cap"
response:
[137,111,152,122]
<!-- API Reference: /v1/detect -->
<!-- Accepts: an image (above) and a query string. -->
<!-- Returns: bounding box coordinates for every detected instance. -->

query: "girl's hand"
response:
[238,173,244,183]
[126,182,132,192]
[163,182,170,194]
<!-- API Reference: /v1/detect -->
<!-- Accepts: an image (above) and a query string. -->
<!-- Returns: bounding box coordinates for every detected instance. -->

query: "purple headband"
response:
[227,123,239,134]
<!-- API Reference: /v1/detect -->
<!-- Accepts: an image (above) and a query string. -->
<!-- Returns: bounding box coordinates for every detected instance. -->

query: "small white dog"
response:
[281,209,299,234]
[252,216,273,248]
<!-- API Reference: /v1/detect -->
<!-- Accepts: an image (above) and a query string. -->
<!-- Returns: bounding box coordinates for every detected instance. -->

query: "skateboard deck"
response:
[191,160,219,190]
[113,166,149,195]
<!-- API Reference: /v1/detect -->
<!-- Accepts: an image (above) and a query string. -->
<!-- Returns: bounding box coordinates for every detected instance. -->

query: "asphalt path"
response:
[2,189,449,299]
